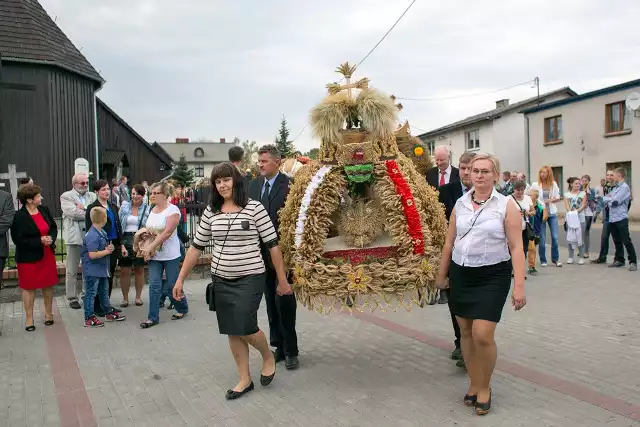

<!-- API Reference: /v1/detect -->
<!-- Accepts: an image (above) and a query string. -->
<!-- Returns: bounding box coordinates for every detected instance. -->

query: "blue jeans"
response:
[539,214,560,264]
[160,245,185,304]
[148,258,188,323]
[84,276,113,319]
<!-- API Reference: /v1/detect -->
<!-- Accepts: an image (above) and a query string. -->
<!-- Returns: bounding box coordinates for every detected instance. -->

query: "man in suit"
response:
[437,151,477,370]
[0,189,16,290]
[248,144,299,370]
[228,146,250,191]
[426,146,459,189]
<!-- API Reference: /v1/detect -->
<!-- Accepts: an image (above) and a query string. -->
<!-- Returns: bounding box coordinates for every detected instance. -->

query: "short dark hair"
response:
[513,180,526,190]
[18,177,32,185]
[581,174,591,182]
[228,146,244,163]
[566,176,580,189]
[93,179,109,192]
[258,144,281,160]
[17,184,42,205]
[209,162,248,212]
[458,152,477,165]
[132,184,146,197]
[614,167,626,178]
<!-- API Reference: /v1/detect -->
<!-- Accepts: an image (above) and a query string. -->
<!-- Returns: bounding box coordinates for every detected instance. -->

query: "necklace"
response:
[472,192,489,206]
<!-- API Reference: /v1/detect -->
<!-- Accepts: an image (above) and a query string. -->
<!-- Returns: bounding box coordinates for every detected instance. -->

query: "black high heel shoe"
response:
[225,382,254,400]
[475,390,492,415]
[463,393,477,406]
[260,351,277,386]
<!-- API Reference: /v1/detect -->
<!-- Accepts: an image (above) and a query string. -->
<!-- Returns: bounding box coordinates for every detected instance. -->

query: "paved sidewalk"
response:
[0,259,639,426]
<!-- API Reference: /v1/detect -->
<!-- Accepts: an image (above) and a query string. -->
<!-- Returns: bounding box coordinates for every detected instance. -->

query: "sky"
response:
[40,0,640,153]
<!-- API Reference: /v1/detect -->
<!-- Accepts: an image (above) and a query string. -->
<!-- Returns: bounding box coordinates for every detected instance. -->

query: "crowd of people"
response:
[0,143,635,413]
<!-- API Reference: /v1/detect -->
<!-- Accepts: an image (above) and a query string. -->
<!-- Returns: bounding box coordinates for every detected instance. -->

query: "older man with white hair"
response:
[60,173,97,309]
[426,146,459,189]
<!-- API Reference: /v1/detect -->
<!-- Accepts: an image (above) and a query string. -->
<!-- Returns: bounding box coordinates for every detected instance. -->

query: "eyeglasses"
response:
[76,181,88,185]
[151,191,163,196]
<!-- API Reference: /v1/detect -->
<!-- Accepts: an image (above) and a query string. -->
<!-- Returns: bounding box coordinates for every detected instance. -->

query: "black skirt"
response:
[214,273,265,336]
[118,233,146,268]
[449,260,512,323]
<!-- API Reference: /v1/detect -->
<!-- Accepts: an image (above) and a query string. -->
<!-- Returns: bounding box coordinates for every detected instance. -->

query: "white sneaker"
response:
[556,262,563,267]
[567,258,574,264]
[578,258,585,265]
[541,263,548,267]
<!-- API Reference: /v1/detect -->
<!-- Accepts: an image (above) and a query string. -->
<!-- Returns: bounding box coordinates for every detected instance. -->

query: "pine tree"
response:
[275,115,294,157]
[171,154,195,187]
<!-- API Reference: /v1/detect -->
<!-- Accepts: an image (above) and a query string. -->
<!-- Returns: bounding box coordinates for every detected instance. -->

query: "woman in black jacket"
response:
[10,184,58,331]
[85,180,127,315]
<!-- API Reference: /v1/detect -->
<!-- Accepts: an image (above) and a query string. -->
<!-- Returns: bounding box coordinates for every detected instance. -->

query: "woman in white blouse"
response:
[529,166,562,267]
[436,153,526,416]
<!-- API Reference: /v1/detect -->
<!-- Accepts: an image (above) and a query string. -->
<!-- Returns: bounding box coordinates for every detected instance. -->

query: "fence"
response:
[4,203,213,269]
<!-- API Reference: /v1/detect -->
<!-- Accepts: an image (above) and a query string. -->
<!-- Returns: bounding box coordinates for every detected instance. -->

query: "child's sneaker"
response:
[105,311,126,322]
[85,315,104,327]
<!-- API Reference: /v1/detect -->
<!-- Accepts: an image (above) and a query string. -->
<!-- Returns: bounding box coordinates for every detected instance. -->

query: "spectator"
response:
[0,189,16,290]
[426,146,459,188]
[603,168,637,271]
[580,175,596,258]
[530,166,562,267]
[60,173,96,309]
[527,189,547,275]
[592,171,616,264]
[118,176,130,203]
[564,177,587,265]
[10,184,58,332]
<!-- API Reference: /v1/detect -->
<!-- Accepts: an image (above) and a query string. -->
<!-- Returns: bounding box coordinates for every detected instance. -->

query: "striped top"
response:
[452,188,512,267]
[192,200,278,279]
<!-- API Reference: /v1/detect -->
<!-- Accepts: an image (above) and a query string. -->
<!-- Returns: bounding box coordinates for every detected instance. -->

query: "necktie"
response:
[439,170,446,187]
[261,181,270,207]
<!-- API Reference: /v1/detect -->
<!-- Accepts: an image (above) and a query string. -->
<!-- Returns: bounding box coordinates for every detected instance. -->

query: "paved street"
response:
[578,222,639,260]
[1,250,639,427]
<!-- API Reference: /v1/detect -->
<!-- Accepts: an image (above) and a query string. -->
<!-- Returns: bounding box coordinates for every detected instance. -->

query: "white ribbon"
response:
[295,166,333,247]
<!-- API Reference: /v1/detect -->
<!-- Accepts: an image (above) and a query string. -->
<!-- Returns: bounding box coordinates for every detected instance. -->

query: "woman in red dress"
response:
[10,184,59,331]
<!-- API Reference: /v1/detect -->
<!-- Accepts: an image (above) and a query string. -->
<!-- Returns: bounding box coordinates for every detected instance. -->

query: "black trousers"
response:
[95,254,118,311]
[0,256,5,289]
[610,219,637,264]
[597,220,611,260]
[264,268,299,356]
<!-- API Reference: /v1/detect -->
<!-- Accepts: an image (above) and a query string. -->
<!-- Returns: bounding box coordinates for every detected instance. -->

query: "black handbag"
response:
[205,281,216,311]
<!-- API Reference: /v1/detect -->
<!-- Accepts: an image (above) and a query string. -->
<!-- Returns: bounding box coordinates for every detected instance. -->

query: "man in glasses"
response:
[61,173,97,309]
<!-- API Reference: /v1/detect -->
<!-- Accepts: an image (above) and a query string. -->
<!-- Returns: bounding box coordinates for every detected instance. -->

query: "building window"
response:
[194,148,205,158]
[605,102,633,134]
[551,166,563,192]
[544,116,563,143]
[426,140,435,154]
[465,130,480,150]
[194,164,204,177]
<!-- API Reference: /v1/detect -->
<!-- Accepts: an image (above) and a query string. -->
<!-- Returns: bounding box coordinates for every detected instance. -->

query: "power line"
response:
[396,79,536,101]
[292,0,418,142]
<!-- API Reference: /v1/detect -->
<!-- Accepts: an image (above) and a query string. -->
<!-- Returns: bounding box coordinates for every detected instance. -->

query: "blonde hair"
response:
[151,182,171,197]
[90,206,107,225]
[537,165,555,188]
[470,153,501,183]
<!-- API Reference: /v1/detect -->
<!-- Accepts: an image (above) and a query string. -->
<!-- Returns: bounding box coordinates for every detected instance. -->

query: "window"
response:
[606,102,633,134]
[544,116,563,143]
[194,164,204,177]
[465,129,480,150]
[194,148,205,158]
[551,166,563,191]
[426,140,435,154]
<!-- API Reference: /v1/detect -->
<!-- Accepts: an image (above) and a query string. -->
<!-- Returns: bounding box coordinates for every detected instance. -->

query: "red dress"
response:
[17,212,59,290]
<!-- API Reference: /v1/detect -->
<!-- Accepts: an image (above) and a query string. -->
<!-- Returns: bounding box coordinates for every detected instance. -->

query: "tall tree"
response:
[241,140,259,168]
[171,154,195,187]
[304,148,320,160]
[275,115,294,157]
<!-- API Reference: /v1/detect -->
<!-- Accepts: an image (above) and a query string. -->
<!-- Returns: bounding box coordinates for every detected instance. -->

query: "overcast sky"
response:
[41,0,640,152]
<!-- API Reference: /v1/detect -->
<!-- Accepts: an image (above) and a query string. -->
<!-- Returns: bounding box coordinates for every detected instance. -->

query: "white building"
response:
[417,88,576,176]
[522,78,640,219]
[154,138,238,180]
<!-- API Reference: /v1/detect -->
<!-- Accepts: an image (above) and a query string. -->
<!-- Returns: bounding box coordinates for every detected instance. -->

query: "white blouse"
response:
[452,188,512,267]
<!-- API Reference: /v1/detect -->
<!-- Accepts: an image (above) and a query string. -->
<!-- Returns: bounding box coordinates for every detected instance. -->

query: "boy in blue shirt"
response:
[82,207,126,327]
[527,189,547,275]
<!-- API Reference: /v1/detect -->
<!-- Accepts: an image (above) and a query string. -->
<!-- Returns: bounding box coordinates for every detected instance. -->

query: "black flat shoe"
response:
[285,356,299,370]
[475,391,492,415]
[25,325,36,332]
[463,393,477,406]
[260,352,277,386]
[225,382,254,400]
[44,319,54,326]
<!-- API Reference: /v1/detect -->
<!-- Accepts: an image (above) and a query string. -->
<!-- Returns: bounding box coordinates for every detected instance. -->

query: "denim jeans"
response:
[148,257,188,323]
[539,214,560,264]
[160,245,185,304]
[84,276,113,319]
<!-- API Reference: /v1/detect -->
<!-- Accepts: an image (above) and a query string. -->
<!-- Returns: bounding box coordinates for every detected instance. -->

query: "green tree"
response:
[171,154,195,187]
[304,148,320,160]
[275,115,294,157]
[241,140,259,168]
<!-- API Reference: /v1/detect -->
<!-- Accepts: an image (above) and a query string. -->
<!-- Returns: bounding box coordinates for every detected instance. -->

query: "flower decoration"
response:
[347,268,371,293]
[295,166,333,247]
[413,145,424,157]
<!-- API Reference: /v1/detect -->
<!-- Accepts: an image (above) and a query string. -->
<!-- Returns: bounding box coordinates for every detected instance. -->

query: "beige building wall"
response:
[527,86,640,218]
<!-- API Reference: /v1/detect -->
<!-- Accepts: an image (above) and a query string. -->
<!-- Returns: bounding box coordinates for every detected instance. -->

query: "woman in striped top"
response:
[173,162,292,401]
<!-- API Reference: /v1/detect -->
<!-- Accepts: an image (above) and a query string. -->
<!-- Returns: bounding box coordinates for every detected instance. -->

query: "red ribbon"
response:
[385,160,425,254]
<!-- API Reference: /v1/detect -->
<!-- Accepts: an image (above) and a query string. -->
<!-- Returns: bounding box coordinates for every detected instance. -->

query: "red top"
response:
[16,212,58,290]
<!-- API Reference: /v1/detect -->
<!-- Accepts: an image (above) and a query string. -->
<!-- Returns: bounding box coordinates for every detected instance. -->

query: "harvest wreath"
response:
[278,63,446,314]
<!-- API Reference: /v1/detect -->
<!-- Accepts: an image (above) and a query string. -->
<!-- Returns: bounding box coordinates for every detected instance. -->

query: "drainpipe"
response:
[93,89,101,179]
[525,114,531,181]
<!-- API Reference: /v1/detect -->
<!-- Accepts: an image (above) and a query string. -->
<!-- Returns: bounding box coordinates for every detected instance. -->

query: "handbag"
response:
[512,196,536,241]
[177,224,189,244]
[205,281,216,311]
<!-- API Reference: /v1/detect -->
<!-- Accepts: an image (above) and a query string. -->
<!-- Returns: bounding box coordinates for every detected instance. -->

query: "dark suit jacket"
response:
[85,200,123,246]
[10,205,57,263]
[0,190,15,258]
[438,181,465,221]
[426,166,460,189]
[248,173,290,269]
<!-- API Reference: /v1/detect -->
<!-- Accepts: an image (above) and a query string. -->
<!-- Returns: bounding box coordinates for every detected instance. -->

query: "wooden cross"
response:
[0,164,28,210]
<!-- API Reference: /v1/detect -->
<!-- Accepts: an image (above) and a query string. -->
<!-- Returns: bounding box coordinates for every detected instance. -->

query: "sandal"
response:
[135,300,144,306]
[140,321,158,329]
[120,301,129,308]
[171,313,186,320]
